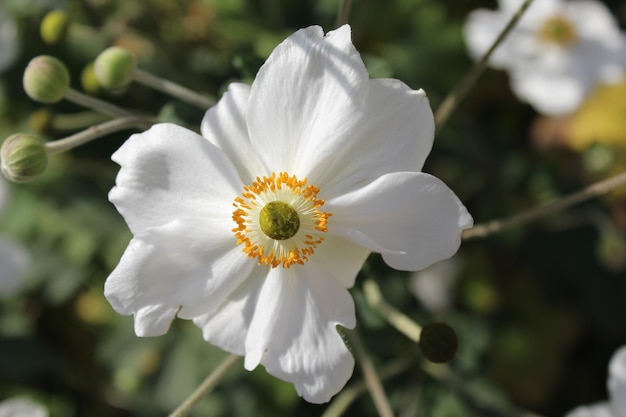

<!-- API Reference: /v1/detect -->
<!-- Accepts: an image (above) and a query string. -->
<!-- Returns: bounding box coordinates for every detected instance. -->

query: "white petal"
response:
[565,403,614,417]
[110,123,243,235]
[193,267,266,356]
[609,346,626,416]
[0,397,48,417]
[567,0,621,44]
[308,79,435,199]
[464,9,523,69]
[244,264,355,403]
[0,236,30,295]
[246,25,369,175]
[326,172,472,271]
[104,218,255,336]
[312,235,370,288]
[200,83,268,184]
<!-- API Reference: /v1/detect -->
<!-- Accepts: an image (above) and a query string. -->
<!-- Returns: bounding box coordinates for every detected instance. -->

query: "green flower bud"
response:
[81,63,102,95]
[1,134,48,183]
[94,47,136,90]
[23,56,70,104]
[418,322,459,364]
[40,10,70,45]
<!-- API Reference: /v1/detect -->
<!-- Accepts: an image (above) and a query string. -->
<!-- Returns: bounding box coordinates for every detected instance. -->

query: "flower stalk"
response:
[44,117,155,155]
[64,88,134,118]
[133,68,215,110]
[434,0,535,130]
[363,279,422,343]
[347,330,395,417]
[335,0,352,27]
[462,171,626,239]
[168,354,241,417]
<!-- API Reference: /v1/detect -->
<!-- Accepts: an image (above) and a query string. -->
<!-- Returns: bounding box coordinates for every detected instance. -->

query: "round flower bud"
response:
[23,56,70,104]
[1,134,48,183]
[94,47,136,90]
[40,10,70,45]
[418,322,459,364]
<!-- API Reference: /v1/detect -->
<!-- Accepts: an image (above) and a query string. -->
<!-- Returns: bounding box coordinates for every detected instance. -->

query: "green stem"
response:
[168,354,241,417]
[44,117,155,155]
[133,68,215,110]
[335,0,352,27]
[463,171,626,239]
[348,330,395,417]
[363,279,422,343]
[64,88,134,118]
[434,0,535,130]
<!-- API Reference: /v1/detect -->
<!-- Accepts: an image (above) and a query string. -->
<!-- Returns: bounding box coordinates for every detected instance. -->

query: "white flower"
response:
[464,0,626,115]
[566,345,626,417]
[0,6,18,73]
[0,397,47,417]
[104,25,473,403]
[409,255,462,314]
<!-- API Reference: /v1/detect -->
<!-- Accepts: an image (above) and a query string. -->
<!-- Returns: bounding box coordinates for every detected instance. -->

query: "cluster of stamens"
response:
[232,172,331,268]
[537,15,577,47]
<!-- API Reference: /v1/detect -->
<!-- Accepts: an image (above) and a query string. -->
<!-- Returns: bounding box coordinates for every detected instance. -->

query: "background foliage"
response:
[1,0,626,416]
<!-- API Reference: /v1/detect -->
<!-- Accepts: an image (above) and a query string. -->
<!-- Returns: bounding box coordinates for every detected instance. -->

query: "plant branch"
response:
[434,0,535,130]
[133,68,215,110]
[347,330,395,417]
[463,171,626,239]
[335,0,352,27]
[64,88,134,118]
[44,117,156,155]
[168,354,241,417]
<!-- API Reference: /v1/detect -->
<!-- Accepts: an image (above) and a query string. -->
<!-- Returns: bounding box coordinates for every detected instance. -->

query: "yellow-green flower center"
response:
[538,16,577,47]
[232,172,331,268]
[259,201,300,240]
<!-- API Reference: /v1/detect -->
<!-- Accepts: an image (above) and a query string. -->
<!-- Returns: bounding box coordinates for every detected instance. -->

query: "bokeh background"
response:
[1,0,626,416]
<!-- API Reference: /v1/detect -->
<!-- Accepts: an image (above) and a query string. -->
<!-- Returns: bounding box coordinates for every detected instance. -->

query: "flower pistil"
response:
[232,172,331,268]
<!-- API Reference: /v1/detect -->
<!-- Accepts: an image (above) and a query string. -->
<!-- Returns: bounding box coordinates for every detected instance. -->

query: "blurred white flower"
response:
[0,397,47,417]
[0,6,18,73]
[566,345,626,417]
[105,25,473,403]
[409,256,462,314]
[464,0,626,115]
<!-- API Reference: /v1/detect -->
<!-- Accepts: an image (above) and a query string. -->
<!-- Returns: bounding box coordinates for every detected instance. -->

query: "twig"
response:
[434,0,535,130]
[168,354,241,417]
[347,330,395,417]
[463,171,626,239]
[133,68,215,110]
[44,116,156,155]
[322,358,413,417]
[335,0,352,27]
[363,279,422,343]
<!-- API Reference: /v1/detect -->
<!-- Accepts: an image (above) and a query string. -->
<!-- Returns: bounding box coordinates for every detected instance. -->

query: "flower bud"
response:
[23,56,70,103]
[40,10,70,45]
[418,322,459,364]
[94,47,136,90]
[1,134,48,183]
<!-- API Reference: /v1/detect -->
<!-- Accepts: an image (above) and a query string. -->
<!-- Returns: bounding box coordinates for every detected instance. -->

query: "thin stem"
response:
[335,0,352,27]
[322,358,413,417]
[348,330,395,417]
[463,171,626,240]
[434,0,535,130]
[50,111,111,131]
[44,117,155,155]
[168,354,241,417]
[422,362,547,417]
[363,279,422,343]
[64,88,134,118]
[133,68,215,110]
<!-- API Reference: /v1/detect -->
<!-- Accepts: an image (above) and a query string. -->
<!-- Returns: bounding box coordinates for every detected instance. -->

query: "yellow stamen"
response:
[232,172,331,268]
[538,15,577,47]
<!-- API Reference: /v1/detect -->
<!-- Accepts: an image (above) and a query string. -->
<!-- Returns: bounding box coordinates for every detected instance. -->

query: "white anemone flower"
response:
[0,6,18,73]
[104,24,473,403]
[566,345,626,417]
[464,0,626,115]
[0,397,47,417]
